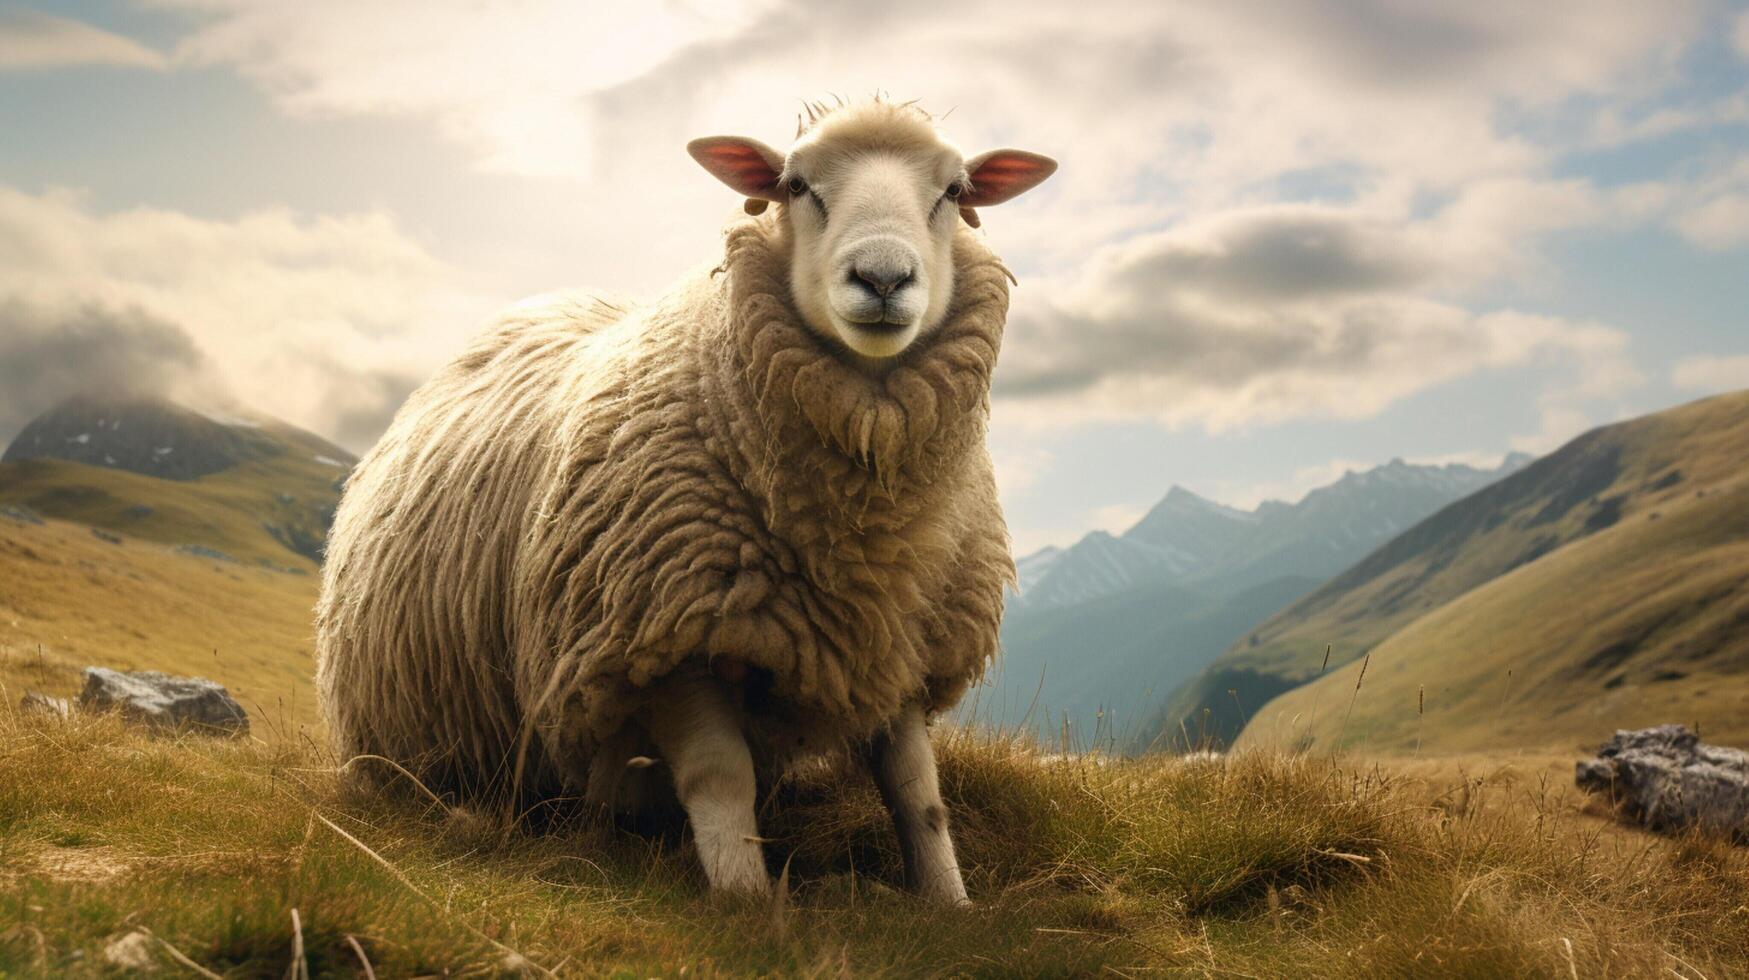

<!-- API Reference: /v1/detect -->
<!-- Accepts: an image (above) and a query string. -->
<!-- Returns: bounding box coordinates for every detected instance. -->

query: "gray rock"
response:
[0,504,43,526]
[78,667,249,736]
[173,544,235,564]
[1575,724,1749,838]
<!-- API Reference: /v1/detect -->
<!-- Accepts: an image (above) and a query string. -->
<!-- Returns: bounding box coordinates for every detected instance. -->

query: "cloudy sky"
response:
[3,1,1747,553]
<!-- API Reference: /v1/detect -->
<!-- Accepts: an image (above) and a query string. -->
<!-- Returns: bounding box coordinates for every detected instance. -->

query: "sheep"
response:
[314,99,1056,903]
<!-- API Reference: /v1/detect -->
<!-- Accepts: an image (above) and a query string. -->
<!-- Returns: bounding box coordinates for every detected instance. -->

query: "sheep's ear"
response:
[688,136,786,203]
[959,149,1057,222]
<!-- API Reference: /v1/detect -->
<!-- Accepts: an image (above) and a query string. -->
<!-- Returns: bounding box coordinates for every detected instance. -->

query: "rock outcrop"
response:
[1575,724,1749,838]
[78,667,249,736]
[0,504,43,526]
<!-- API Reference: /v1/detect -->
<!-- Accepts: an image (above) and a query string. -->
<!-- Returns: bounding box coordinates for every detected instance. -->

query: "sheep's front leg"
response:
[643,668,770,896]
[866,702,969,905]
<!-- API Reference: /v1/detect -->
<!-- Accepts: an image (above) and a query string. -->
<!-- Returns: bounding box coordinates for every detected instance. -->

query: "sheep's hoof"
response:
[911,873,971,907]
[925,890,972,909]
[706,878,772,907]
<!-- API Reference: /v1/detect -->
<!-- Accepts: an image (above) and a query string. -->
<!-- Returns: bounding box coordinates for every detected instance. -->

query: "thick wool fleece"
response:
[315,213,1014,799]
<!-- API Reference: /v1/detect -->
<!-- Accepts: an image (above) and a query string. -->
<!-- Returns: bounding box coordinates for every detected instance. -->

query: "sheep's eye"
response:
[787,177,807,196]
[944,182,963,199]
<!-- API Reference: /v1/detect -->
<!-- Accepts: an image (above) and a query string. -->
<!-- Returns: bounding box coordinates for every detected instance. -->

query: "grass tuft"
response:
[0,709,1744,976]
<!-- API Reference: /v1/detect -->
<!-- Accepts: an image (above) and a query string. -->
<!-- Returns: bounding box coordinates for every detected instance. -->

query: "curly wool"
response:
[315,213,1015,799]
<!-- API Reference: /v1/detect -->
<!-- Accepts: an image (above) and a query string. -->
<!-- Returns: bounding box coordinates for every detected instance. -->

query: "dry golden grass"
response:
[0,516,322,733]
[1240,481,1749,755]
[0,706,1744,977]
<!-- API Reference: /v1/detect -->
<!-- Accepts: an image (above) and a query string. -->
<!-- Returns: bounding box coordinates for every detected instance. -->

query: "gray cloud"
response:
[1100,208,1436,304]
[316,365,421,452]
[0,298,208,447]
[996,206,1443,398]
[0,185,492,457]
[997,294,1451,400]
[991,203,1637,428]
[0,297,423,455]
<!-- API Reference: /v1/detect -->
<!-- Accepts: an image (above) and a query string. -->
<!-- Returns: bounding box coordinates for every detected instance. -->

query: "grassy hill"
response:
[0,395,349,733]
[0,513,322,733]
[2,709,1746,976]
[1156,390,1749,750]
[1238,475,1749,753]
[0,396,355,571]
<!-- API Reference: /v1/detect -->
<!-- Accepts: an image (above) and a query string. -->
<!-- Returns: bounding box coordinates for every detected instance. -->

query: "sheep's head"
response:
[689,102,1055,361]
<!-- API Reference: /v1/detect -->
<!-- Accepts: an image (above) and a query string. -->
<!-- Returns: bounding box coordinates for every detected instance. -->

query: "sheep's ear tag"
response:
[744,198,770,215]
[959,206,981,228]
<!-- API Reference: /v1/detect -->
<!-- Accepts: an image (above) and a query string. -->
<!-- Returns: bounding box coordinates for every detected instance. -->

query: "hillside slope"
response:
[0,395,355,569]
[0,511,321,732]
[1159,390,1749,750]
[1239,477,1749,753]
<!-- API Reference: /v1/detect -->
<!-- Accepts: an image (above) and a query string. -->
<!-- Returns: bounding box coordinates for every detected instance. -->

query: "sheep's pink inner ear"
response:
[688,136,785,202]
[960,149,1058,208]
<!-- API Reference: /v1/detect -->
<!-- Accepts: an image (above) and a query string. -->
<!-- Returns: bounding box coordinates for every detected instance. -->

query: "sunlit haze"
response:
[4,0,1747,553]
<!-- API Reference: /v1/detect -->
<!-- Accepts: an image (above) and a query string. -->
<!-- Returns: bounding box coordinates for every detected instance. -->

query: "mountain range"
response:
[981,454,1532,746]
[1164,389,1749,754]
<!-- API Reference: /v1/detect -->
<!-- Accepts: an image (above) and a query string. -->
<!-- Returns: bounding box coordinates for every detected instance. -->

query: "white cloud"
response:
[0,10,166,70]
[1509,403,1597,455]
[1671,354,1749,394]
[162,0,777,178]
[0,186,501,449]
[1586,91,1749,147]
[1674,192,1749,249]
[1736,10,1749,61]
[158,0,1697,214]
[1404,449,1515,469]
[1668,155,1749,250]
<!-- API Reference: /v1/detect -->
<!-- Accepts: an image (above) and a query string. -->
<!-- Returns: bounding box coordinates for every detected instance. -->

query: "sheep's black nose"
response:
[851,264,914,298]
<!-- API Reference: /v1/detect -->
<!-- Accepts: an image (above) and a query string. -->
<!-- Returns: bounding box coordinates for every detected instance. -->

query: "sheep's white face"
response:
[690,110,1055,363]
[780,146,962,359]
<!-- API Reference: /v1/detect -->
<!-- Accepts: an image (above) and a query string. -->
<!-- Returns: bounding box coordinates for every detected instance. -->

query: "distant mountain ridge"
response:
[2,394,353,481]
[0,395,355,568]
[983,454,1532,746]
[1015,454,1533,613]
